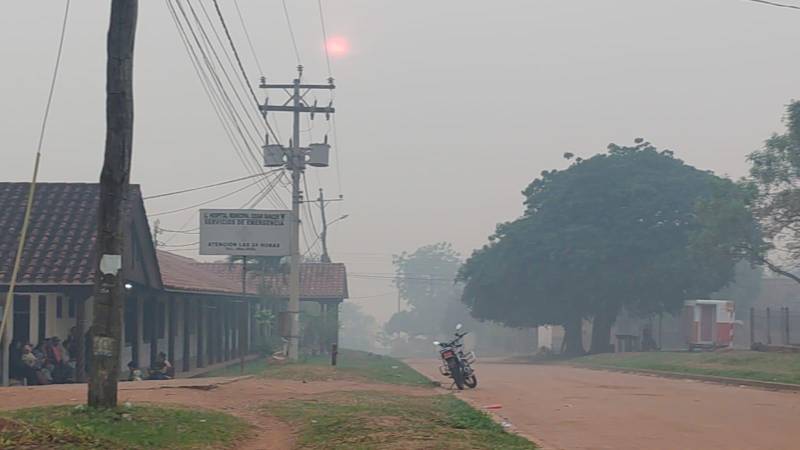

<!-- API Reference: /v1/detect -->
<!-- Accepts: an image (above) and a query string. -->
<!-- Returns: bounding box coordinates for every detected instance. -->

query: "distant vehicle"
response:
[433,324,477,390]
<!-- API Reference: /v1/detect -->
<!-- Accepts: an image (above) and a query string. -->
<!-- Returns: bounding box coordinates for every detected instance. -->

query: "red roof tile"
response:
[0,183,143,286]
[197,261,348,300]
[156,250,244,295]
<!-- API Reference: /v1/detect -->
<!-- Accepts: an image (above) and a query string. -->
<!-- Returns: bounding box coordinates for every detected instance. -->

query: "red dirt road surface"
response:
[407,359,800,450]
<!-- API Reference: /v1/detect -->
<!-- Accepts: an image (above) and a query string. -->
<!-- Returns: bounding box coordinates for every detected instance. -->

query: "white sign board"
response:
[199,209,291,256]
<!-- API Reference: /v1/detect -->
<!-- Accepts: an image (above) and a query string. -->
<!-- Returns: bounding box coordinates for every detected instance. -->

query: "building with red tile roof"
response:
[0,183,348,385]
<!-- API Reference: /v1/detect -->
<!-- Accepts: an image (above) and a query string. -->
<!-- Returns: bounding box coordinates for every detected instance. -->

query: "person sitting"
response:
[127,361,143,381]
[20,344,39,386]
[148,352,173,380]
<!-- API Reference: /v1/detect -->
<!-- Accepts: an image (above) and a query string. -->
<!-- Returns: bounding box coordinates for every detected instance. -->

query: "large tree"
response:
[746,101,800,282]
[384,242,463,337]
[459,140,755,354]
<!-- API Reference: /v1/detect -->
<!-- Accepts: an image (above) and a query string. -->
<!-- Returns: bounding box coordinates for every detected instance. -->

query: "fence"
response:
[748,306,800,347]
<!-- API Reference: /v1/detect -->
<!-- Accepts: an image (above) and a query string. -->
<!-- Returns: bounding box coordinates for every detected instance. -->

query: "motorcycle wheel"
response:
[451,364,465,390]
[465,374,478,388]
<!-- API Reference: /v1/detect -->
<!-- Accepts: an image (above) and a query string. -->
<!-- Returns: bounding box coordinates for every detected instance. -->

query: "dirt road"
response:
[407,359,800,450]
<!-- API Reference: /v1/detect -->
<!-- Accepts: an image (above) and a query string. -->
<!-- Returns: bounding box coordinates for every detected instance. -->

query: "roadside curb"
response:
[574,364,800,393]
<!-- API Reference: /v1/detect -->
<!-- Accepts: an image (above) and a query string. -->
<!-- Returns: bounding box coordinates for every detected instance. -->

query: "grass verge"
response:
[0,404,248,450]
[264,391,535,450]
[204,349,433,387]
[573,350,800,384]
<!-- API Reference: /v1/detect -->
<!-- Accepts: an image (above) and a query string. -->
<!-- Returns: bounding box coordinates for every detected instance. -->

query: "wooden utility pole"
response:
[88,0,137,408]
[319,189,330,263]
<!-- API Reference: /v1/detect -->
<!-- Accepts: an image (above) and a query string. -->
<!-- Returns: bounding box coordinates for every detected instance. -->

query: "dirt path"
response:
[407,359,800,450]
[0,376,434,450]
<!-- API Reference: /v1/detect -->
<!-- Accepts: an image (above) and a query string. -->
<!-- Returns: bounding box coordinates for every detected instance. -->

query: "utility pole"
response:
[88,0,137,409]
[318,189,330,263]
[316,188,345,263]
[152,219,161,247]
[260,66,335,360]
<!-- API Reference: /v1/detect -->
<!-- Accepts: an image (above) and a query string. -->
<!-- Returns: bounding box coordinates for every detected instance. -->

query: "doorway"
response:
[700,304,715,343]
[12,295,31,345]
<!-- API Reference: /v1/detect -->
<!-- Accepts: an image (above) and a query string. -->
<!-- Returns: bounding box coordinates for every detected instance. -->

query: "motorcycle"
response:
[434,324,477,390]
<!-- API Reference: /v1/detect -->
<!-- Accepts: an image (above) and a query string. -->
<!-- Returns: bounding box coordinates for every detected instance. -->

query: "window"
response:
[56,296,63,319]
[68,298,76,318]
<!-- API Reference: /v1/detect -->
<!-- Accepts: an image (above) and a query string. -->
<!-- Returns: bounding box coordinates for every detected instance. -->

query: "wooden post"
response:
[88,0,138,409]
[750,307,755,347]
[784,307,791,345]
[767,307,772,345]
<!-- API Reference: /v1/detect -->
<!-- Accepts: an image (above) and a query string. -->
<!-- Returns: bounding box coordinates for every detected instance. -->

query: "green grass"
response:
[573,350,800,384]
[264,391,536,450]
[203,349,433,387]
[1,404,249,450]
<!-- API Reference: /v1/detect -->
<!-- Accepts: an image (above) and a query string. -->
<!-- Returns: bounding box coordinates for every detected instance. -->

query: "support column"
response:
[149,296,157,368]
[240,301,249,355]
[196,301,204,369]
[331,302,340,347]
[76,295,88,383]
[223,302,230,361]
[167,295,176,368]
[182,298,190,372]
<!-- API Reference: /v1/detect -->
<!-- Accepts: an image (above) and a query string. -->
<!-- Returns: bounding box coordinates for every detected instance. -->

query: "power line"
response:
[37,0,71,162]
[167,0,269,193]
[149,176,264,216]
[160,241,200,248]
[302,173,320,239]
[143,171,271,200]
[211,0,279,143]
[1,0,72,347]
[747,0,800,10]
[281,0,302,65]
[232,0,264,75]
[317,0,332,76]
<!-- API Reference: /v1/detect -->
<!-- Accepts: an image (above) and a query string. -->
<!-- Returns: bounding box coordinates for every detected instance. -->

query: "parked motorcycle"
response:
[434,324,477,390]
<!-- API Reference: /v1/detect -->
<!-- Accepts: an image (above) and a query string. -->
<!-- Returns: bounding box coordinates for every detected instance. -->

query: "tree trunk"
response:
[562,316,585,356]
[88,0,137,409]
[589,308,616,354]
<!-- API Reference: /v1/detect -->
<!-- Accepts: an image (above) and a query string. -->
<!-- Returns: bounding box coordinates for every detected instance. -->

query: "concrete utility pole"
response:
[260,66,335,360]
[89,0,137,409]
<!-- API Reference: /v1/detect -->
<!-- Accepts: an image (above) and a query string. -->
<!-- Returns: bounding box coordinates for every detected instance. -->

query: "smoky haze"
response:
[1,0,798,323]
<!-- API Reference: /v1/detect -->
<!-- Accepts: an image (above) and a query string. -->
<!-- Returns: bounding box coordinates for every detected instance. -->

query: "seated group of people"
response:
[17,333,77,385]
[127,352,174,381]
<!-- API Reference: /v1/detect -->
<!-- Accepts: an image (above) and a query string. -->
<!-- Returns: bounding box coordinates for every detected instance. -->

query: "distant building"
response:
[0,182,347,385]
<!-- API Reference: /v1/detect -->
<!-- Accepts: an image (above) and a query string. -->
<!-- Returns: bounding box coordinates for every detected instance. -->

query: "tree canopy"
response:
[746,100,800,282]
[384,242,463,337]
[458,140,756,354]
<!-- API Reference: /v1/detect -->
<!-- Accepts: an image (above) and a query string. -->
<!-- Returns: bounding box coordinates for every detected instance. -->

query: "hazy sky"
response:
[2,1,799,322]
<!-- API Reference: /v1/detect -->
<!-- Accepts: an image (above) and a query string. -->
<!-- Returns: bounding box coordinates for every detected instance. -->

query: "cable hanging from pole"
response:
[0,0,71,349]
[281,0,303,66]
[746,0,800,10]
[211,0,280,143]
